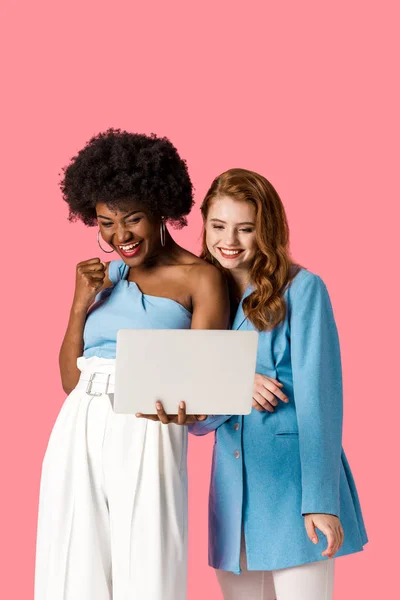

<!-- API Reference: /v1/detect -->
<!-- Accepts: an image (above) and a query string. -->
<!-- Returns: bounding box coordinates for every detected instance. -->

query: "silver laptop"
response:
[113,329,258,415]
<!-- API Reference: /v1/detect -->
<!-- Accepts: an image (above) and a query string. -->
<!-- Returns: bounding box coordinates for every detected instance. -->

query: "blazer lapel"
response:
[232,286,253,330]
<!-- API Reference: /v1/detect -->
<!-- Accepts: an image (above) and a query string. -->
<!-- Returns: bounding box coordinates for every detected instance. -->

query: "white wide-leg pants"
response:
[35,357,188,600]
[216,531,334,600]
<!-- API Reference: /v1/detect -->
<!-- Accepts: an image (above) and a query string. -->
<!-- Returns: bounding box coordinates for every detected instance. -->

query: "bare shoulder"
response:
[187,258,227,289]
[186,258,230,328]
[174,248,226,287]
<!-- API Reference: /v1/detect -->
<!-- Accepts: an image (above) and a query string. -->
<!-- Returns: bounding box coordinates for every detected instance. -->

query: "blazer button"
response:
[234,450,240,459]
[234,423,240,431]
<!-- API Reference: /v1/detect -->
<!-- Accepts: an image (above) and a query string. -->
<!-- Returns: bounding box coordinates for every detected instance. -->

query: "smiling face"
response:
[205,195,258,273]
[96,201,162,265]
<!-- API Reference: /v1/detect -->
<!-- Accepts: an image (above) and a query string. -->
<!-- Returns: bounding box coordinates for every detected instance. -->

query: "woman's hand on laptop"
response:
[253,373,289,412]
[136,401,207,425]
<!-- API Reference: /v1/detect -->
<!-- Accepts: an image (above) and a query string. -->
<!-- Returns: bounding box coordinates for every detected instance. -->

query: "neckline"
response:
[122,280,192,317]
[231,285,253,330]
[239,284,253,302]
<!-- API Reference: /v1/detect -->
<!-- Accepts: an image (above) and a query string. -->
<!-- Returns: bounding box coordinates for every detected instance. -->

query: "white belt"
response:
[77,372,116,396]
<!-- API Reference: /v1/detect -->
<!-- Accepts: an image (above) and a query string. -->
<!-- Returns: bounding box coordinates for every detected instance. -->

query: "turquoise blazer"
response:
[190,269,368,573]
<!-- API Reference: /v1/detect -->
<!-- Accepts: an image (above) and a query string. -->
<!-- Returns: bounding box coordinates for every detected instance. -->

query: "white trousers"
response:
[35,357,188,600]
[216,532,335,600]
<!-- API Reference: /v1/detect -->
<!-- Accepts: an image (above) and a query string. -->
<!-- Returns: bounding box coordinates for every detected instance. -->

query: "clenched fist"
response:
[72,258,107,309]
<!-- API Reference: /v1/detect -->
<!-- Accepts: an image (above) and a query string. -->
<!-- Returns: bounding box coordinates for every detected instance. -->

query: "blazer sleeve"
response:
[188,415,231,436]
[289,273,343,517]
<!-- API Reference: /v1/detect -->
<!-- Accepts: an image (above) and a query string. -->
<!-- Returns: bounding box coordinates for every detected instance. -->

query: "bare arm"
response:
[59,259,112,394]
[59,304,87,394]
[190,264,230,330]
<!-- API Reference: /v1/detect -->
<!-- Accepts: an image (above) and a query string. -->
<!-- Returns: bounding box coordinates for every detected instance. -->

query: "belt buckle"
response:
[85,372,110,396]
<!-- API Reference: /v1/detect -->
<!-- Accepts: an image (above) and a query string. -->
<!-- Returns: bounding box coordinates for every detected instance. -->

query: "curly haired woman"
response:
[34,129,229,600]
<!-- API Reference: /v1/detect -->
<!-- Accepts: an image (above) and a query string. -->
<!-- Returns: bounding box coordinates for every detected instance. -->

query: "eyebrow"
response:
[97,210,142,221]
[210,218,255,226]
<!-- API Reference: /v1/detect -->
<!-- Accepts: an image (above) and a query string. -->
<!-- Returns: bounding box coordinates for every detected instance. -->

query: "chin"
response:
[124,255,147,266]
[218,256,252,271]
[214,256,238,269]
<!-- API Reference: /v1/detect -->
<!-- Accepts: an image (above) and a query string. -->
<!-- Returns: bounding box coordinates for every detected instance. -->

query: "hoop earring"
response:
[160,217,166,247]
[97,229,114,253]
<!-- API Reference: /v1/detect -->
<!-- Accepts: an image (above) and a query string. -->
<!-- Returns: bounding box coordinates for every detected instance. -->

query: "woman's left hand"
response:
[304,514,344,558]
[136,401,207,425]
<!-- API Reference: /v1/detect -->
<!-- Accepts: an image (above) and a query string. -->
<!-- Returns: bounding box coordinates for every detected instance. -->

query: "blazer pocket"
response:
[275,431,299,437]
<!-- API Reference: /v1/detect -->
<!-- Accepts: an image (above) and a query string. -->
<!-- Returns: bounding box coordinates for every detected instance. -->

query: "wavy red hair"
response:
[201,168,300,331]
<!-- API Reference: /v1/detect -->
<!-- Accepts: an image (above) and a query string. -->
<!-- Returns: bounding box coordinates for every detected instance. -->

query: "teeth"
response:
[220,249,242,255]
[120,242,140,251]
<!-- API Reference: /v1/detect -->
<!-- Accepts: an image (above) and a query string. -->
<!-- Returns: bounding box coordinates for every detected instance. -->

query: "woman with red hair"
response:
[190,168,368,600]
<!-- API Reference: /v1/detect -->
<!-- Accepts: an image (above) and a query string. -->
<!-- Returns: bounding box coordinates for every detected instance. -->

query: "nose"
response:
[114,223,133,245]
[222,228,240,247]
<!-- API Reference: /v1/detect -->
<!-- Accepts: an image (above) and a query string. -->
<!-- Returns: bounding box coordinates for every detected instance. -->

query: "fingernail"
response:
[156,403,161,410]
[135,413,141,417]
[179,402,184,408]
[312,537,318,543]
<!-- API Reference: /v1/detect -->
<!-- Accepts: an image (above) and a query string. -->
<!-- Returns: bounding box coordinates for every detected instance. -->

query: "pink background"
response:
[1,1,398,598]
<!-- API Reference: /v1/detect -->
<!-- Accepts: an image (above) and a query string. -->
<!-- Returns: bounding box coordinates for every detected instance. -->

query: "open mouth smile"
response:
[117,241,142,257]
[218,247,245,259]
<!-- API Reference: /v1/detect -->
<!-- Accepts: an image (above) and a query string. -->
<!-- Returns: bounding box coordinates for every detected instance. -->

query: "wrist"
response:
[71,299,91,314]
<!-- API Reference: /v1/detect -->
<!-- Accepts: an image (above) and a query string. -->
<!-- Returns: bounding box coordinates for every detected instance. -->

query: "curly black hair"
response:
[60,128,194,227]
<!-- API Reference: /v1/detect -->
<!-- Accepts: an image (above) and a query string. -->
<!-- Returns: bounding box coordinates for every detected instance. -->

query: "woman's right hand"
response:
[73,258,107,309]
[253,373,289,412]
